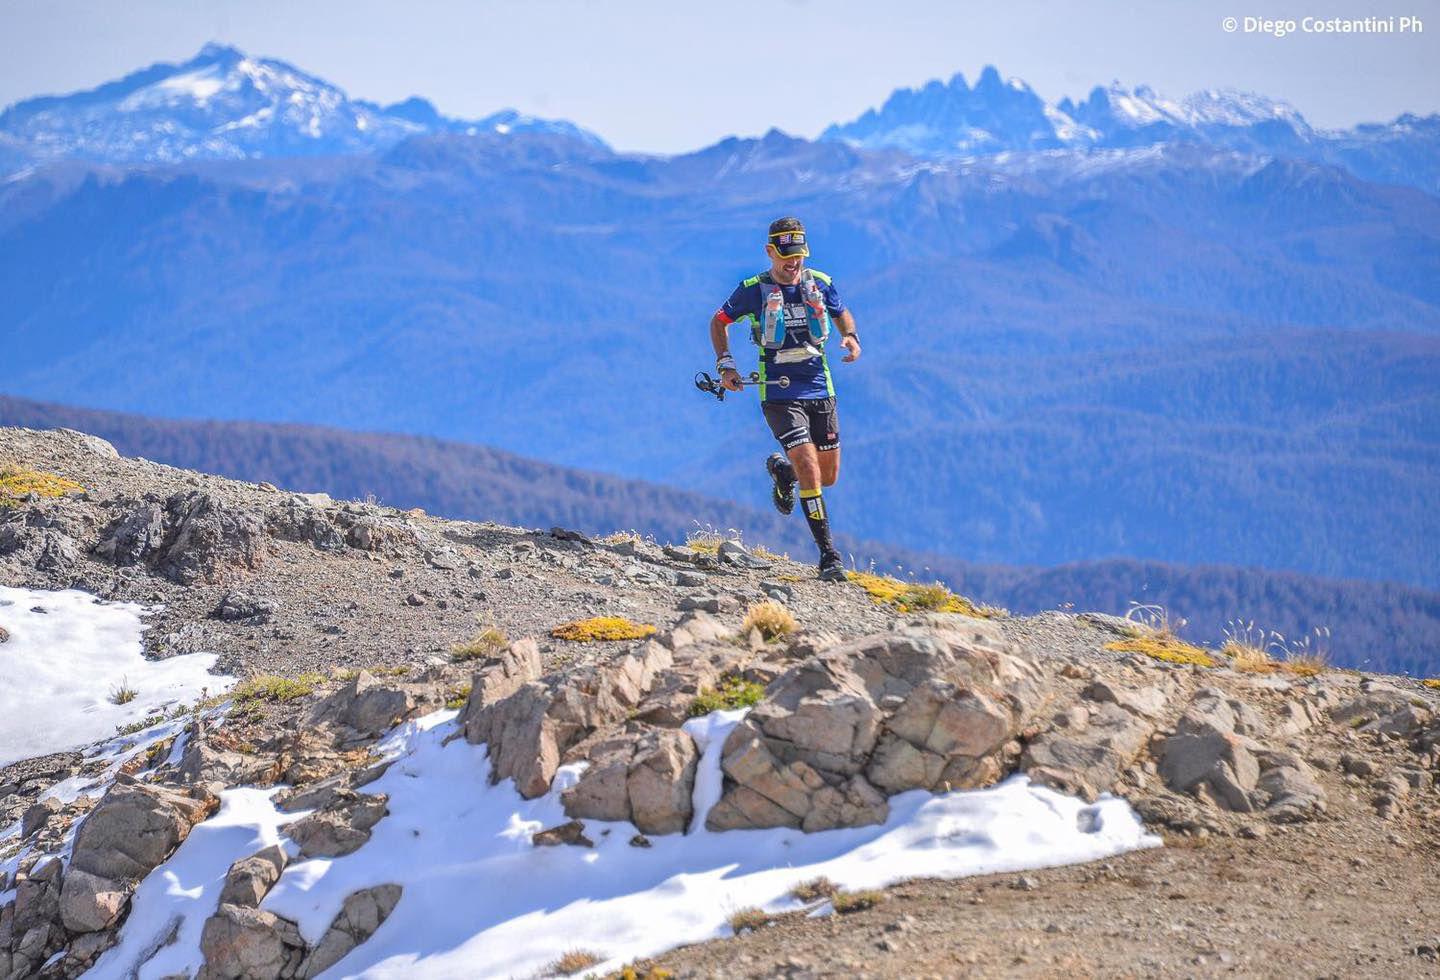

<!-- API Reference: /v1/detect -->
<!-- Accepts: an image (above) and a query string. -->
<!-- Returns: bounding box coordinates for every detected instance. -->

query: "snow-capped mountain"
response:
[0,42,606,170]
[824,68,1440,194]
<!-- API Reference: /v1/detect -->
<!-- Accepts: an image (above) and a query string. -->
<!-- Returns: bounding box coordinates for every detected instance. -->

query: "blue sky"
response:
[1,0,1436,152]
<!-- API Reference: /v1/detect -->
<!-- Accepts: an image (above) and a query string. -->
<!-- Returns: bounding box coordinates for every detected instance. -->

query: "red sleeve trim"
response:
[714,310,734,326]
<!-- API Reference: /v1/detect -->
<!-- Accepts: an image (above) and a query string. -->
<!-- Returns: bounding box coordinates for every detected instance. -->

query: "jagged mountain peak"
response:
[0,42,607,170]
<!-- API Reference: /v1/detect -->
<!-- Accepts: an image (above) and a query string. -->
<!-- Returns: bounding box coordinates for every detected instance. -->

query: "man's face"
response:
[767,245,805,280]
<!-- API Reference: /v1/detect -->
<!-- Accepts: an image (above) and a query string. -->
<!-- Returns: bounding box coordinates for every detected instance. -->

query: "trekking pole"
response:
[693,372,789,402]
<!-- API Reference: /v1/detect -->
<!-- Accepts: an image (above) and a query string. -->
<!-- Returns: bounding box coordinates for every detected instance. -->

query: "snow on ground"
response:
[101,706,1159,979]
[0,586,227,768]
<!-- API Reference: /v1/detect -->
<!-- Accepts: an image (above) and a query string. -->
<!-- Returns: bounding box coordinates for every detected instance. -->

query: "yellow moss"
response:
[0,467,84,507]
[551,616,656,642]
[742,600,797,641]
[845,571,1004,618]
[749,545,783,561]
[685,536,722,555]
[1422,679,1440,690]
[1105,634,1216,668]
[445,683,472,710]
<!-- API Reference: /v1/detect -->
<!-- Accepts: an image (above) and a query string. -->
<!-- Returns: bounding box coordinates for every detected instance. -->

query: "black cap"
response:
[767,216,809,257]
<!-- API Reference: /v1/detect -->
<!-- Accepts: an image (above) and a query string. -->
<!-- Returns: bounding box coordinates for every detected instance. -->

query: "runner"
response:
[708,216,862,581]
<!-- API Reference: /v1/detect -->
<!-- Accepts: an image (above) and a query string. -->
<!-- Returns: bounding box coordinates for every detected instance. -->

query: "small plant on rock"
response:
[233,672,324,703]
[445,683,472,710]
[551,616,656,642]
[689,675,766,717]
[451,624,509,662]
[1104,602,1216,668]
[548,949,603,975]
[726,906,772,933]
[846,570,1004,618]
[108,678,138,705]
[789,876,840,902]
[742,600,797,641]
[1422,679,1440,690]
[0,464,84,508]
[832,889,884,913]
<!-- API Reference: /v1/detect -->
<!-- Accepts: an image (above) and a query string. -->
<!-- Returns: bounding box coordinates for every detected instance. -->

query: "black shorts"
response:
[762,398,840,453]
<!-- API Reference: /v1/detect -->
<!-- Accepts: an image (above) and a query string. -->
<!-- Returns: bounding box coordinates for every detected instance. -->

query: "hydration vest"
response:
[745,268,833,352]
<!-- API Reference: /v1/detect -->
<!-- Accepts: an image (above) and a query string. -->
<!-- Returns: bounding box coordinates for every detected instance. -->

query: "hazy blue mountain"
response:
[4,395,1436,676]
[0,43,605,173]
[2,128,1437,588]
[823,68,1440,196]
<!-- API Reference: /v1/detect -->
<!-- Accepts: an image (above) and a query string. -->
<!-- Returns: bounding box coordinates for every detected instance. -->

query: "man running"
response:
[708,216,862,581]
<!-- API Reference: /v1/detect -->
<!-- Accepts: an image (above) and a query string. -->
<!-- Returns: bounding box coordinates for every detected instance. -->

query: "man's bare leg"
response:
[818,447,840,488]
[787,443,843,578]
[787,443,822,491]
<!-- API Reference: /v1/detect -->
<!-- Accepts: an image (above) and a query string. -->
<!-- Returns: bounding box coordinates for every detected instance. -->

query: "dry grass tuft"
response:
[846,571,1005,618]
[451,626,509,662]
[548,949,603,975]
[109,679,138,705]
[749,544,783,561]
[551,616,656,642]
[0,465,84,508]
[789,876,840,902]
[233,672,324,703]
[600,530,644,546]
[742,600,797,641]
[1220,640,1277,673]
[727,907,773,933]
[1282,652,1329,677]
[1105,602,1215,667]
[831,889,885,913]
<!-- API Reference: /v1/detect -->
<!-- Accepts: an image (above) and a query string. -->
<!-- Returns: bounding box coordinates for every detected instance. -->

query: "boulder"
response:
[319,671,419,737]
[93,499,166,565]
[218,845,290,908]
[1023,701,1156,800]
[562,727,699,835]
[70,781,217,882]
[345,515,414,553]
[532,820,594,847]
[198,904,307,980]
[19,797,61,839]
[58,868,128,933]
[1330,681,1433,735]
[467,640,673,798]
[216,591,277,624]
[156,491,267,584]
[457,638,543,736]
[705,618,1042,832]
[298,884,402,978]
[12,858,63,936]
[284,792,388,858]
[266,500,346,551]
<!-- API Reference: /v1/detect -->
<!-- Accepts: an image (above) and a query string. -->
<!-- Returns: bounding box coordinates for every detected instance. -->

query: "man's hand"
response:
[840,334,861,363]
[720,368,745,391]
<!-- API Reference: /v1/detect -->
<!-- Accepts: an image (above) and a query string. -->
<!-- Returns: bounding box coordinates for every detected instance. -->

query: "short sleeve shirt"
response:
[716,271,846,401]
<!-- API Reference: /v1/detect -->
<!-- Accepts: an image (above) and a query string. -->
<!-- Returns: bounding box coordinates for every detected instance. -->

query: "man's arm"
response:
[834,309,861,362]
[710,312,744,390]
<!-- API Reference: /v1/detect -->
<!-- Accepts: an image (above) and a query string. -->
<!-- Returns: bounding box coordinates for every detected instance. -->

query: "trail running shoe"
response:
[766,452,796,515]
[818,549,846,582]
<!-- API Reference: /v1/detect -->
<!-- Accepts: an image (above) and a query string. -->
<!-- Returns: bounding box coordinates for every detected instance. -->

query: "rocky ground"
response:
[1,425,1438,979]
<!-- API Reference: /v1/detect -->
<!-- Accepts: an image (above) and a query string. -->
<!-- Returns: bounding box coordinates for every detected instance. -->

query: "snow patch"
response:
[0,586,228,767]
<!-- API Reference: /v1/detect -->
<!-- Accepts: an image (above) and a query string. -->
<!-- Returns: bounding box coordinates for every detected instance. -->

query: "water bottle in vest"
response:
[802,276,830,344]
[761,286,786,347]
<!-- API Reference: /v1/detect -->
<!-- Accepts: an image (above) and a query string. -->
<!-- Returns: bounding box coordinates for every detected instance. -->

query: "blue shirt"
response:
[718,271,846,401]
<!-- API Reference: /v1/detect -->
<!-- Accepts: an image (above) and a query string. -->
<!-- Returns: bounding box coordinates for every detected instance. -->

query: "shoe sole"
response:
[766,455,795,515]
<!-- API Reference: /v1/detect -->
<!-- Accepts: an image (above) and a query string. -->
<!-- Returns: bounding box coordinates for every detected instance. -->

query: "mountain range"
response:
[0,42,604,173]
[1,45,1437,602]
[821,66,1440,196]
